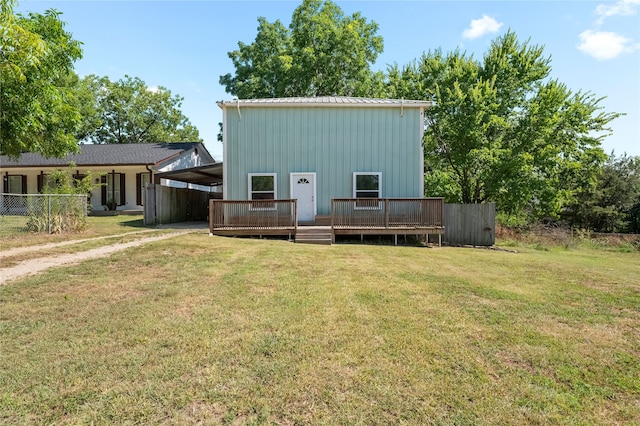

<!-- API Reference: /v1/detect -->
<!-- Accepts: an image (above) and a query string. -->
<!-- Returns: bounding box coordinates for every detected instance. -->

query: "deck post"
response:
[295,200,298,236]
[330,199,335,244]
[209,199,214,234]
[384,199,390,229]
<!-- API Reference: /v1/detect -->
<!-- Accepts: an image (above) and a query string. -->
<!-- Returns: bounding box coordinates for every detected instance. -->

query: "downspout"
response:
[420,107,425,198]
[222,105,228,200]
[236,98,241,119]
[400,98,404,117]
[145,164,154,184]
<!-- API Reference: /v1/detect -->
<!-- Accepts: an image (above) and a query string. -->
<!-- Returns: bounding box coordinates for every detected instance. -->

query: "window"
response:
[4,175,26,194]
[101,173,125,207]
[136,172,151,205]
[248,173,276,209]
[37,174,59,193]
[353,172,382,209]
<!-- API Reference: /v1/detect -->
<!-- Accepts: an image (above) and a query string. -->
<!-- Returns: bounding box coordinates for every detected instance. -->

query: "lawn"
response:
[0,231,638,424]
[0,214,149,250]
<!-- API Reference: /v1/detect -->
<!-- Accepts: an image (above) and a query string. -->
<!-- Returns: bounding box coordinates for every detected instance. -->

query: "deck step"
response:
[295,226,332,245]
[314,215,331,226]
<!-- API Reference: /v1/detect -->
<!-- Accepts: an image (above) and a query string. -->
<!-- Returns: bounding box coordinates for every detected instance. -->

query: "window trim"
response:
[248,173,277,210]
[353,172,382,210]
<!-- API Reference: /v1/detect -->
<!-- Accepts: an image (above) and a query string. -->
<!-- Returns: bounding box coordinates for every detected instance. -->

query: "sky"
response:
[17,0,640,161]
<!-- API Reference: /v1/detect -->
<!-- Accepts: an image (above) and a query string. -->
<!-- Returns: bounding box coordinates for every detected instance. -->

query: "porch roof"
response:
[154,162,223,186]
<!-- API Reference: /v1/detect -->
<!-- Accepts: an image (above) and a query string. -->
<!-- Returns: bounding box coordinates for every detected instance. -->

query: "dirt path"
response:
[0,230,200,285]
[0,229,158,259]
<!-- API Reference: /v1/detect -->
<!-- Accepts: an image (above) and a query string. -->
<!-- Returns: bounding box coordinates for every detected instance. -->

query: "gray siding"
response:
[225,106,423,215]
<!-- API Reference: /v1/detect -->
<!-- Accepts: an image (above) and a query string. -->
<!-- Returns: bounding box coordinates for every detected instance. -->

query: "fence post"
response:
[209,199,214,234]
[47,195,51,234]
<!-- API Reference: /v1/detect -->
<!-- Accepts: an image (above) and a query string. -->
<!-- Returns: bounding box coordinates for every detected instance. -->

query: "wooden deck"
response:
[209,198,445,245]
[209,199,297,237]
[331,198,445,245]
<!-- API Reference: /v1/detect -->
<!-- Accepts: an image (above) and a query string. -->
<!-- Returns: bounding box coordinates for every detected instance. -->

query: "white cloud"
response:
[577,30,639,60]
[147,86,161,94]
[595,0,640,25]
[462,15,503,40]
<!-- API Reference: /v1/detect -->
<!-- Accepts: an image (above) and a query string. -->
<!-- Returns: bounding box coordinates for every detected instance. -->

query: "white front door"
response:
[290,173,316,223]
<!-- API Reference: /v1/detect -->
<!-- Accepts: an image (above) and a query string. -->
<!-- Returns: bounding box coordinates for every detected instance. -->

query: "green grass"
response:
[1,234,638,424]
[0,214,148,250]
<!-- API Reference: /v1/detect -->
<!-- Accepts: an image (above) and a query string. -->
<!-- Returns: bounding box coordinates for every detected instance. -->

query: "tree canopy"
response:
[570,153,640,233]
[1,2,83,158]
[1,0,201,156]
[76,75,201,144]
[220,0,384,98]
[386,31,621,220]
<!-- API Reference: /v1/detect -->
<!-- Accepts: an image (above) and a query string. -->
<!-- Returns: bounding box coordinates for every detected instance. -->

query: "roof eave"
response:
[217,98,432,109]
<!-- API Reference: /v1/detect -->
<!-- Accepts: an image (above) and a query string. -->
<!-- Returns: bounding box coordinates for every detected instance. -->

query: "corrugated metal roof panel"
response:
[217,96,432,108]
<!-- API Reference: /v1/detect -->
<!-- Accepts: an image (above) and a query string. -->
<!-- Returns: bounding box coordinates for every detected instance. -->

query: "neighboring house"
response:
[218,96,432,221]
[0,143,214,212]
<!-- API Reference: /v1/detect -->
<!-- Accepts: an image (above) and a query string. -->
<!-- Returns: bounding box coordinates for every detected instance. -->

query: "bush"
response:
[25,194,88,234]
[22,163,98,234]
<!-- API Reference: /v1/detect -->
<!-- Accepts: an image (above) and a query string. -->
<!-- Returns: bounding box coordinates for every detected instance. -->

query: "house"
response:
[212,96,445,243]
[0,142,214,213]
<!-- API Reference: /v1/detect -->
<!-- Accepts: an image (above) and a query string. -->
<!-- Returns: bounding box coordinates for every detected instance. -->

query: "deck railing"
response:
[209,199,297,235]
[331,198,445,229]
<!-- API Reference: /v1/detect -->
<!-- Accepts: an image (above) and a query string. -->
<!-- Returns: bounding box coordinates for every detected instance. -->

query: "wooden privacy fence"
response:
[144,184,213,225]
[443,203,495,246]
[209,199,297,237]
[331,198,445,244]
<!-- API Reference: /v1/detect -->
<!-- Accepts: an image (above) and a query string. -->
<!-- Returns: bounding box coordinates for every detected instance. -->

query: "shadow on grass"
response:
[118,218,147,228]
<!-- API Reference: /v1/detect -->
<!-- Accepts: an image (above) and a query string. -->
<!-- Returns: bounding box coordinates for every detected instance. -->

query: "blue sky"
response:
[19,0,640,160]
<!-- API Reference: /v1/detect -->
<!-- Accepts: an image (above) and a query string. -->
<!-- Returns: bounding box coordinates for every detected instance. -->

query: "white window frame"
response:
[248,173,277,210]
[353,172,382,210]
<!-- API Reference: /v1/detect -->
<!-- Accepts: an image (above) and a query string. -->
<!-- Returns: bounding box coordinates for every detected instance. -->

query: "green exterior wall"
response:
[224,106,424,216]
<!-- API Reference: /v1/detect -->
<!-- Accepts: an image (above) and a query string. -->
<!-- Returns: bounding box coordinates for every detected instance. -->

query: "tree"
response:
[571,153,640,233]
[387,31,620,220]
[1,2,83,158]
[219,0,384,98]
[77,75,201,144]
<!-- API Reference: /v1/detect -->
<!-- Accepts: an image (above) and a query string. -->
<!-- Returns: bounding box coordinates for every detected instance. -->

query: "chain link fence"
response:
[0,193,88,234]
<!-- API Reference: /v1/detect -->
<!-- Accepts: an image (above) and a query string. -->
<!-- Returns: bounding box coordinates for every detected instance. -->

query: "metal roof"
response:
[0,143,211,168]
[217,96,432,109]
[154,162,223,186]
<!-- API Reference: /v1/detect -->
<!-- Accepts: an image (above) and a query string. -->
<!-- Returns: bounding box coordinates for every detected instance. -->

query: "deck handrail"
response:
[209,199,297,233]
[331,198,444,229]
